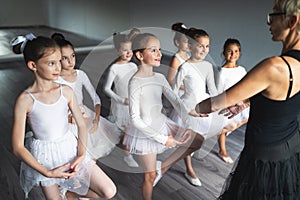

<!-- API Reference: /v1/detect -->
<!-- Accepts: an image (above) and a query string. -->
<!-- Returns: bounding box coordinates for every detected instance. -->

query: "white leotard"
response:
[123,73,190,154]
[174,61,218,110]
[104,62,138,130]
[219,66,249,124]
[57,69,119,159]
[27,86,69,140]
[219,66,247,91]
[21,85,93,198]
[171,61,228,138]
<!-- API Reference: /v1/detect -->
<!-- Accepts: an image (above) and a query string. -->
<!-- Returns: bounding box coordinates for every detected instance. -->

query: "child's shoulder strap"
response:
[25,90,36,101]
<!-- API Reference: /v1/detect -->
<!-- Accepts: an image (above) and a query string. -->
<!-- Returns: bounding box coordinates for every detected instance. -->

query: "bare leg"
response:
[218,131,228,157]
[41,184,62,200]
[139,153,157,200]
[82,164,117,199]
[184,155,197,178]
[218,122,237,157]
[161,132,204,175]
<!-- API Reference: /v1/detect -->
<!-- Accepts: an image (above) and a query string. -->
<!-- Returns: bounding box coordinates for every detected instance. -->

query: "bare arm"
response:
[167,56,181,86]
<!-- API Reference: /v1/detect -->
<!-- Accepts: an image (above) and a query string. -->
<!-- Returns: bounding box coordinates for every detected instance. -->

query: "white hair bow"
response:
[10,33,36,53]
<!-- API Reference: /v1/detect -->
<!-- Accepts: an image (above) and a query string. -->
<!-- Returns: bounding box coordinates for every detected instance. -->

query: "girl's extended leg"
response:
[162,131,204,175]
[218,120,247,163]
[218,122,237,158]
[139,153,157,200]
[184,155,197,178]
[83,164,117,199]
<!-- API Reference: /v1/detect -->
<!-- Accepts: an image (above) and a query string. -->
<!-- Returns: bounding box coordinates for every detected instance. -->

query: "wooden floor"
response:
[0,27,246,200]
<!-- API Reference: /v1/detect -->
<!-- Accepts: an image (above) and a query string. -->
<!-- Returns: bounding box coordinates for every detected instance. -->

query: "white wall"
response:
[128,0,282,70]
[0,0,282,70]
[0,0,47,26]
[46,0,131,41]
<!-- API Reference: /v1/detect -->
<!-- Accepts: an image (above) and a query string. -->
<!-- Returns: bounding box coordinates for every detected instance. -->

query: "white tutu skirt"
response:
[20,130,94,198]
[108,100,130,131]
[75,105,121,159]
[123,117,180,155]
[170,109,230,139]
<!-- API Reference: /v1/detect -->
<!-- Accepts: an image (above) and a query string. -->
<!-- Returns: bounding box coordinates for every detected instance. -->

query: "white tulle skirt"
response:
[108,100,130,131]
[20,130,94,198]
[75,105,121,159]
[170,108,230,139]
[123,117,181,155]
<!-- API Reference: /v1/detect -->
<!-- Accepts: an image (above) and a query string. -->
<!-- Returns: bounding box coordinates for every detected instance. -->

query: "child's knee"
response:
[103,184,117,199]
[190,133,204,151]
[145,171,157,183]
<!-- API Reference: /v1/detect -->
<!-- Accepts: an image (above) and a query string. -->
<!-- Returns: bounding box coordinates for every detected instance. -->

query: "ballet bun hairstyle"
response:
[10,33,36,54]
[51,32,74,50]
[171,22,188,44]
[185,28,209,44]
[113,28,141,50]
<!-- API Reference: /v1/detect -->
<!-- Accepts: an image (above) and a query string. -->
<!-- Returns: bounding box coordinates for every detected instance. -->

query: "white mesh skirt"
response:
[171,109,231,139]
[123,117,181,155]
[20,129,94,198]
[77,105,121,159]
[108,100,130,131]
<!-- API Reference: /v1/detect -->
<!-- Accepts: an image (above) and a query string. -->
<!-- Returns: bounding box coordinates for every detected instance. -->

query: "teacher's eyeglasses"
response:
[267,12,286,25]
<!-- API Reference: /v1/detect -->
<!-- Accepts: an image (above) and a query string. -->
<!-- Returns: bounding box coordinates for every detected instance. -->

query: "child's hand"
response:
[68,114,76,124]
[89,119,99,133]
[180,129,193,143]
[47,163,77,179]
[124,98,129,105]
[165,135,183,148]
[189,109,209,117]
[69,155,85,178]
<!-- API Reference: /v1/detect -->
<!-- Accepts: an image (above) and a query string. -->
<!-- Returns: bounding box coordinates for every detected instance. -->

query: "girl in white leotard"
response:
[171,28,222,139]
[217,38,249,164]
[123,33,199,200]
[104,28,141,167]
[166,23,201,187]
[11,35,116,200]
[52,34,120,160]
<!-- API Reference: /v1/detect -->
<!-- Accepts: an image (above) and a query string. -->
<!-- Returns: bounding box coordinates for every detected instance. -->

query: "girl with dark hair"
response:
[11,36,116,199]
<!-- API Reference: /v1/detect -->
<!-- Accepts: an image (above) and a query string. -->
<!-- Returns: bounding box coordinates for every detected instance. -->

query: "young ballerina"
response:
[217,38,249,164]
[166,23,201,187]
[52,33,120,160]
[104,29,140,167]
[164,22,189,117]
[167,22,190,87]
[11,36,116,199]
[123,33,197,200]
[154,28,225,186]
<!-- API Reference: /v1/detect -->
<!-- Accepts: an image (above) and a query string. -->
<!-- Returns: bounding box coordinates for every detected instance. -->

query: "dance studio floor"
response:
[0,26,246,200]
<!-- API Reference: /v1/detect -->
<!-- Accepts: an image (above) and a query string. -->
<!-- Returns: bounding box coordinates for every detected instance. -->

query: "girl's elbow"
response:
[12,144,23,158]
